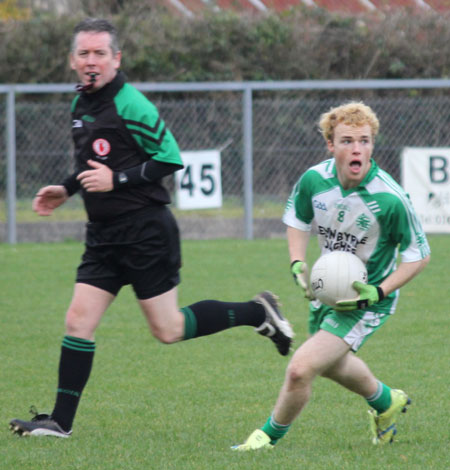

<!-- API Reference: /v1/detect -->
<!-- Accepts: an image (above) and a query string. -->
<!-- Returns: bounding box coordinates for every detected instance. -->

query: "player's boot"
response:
[231,429,274,451]
[368,389,411,444]
[253,291,294,356]
[9,406,71,438]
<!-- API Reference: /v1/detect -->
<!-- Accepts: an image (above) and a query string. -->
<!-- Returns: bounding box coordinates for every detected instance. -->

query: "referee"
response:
[9,18,293,438]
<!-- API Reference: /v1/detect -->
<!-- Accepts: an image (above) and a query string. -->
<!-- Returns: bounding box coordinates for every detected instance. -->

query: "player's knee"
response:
[286,362,315,385]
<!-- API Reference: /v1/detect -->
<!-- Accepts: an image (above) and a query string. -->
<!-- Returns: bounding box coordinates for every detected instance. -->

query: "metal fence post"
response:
[6,88,17,244]
[243,86,253,240]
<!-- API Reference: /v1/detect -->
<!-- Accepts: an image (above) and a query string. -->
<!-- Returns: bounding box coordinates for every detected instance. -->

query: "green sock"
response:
[261,415,291,444]
[366,381,392,414]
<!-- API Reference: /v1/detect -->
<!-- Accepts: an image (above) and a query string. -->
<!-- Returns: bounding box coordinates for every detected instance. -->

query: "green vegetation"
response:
[0,2,449,84]
[0,236,448,469]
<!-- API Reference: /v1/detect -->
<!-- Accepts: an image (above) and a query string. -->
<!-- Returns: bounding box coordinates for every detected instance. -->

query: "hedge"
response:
[0,4,449,84]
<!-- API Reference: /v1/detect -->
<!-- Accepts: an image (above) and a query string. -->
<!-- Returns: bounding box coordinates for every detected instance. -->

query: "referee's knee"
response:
[151,327,182,344]
[141,302,185,344]
[148,317,184,344]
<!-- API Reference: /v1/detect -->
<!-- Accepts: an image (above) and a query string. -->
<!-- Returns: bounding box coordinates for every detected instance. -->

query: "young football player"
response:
[232,101,430,449]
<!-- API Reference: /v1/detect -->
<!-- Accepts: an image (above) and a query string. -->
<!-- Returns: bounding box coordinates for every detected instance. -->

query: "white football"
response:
[310,251,368,308]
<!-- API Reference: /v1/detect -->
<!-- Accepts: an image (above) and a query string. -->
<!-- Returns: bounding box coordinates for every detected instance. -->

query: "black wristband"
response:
[113,171,129,188]
[376,286,385,302]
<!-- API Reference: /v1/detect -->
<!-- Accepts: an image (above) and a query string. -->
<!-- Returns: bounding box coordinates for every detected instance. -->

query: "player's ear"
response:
[327,140,334,153]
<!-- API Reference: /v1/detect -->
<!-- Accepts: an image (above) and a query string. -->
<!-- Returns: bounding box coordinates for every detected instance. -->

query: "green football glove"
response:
[335,281,385,312]
[291,260,314,300]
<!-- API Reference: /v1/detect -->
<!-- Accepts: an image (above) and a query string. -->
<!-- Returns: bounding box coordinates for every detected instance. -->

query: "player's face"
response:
[70,31,121,92]
[327,123,374,189]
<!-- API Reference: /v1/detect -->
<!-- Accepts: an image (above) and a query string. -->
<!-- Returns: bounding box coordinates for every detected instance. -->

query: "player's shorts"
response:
[308,293,399,352]
[76,205,181,300]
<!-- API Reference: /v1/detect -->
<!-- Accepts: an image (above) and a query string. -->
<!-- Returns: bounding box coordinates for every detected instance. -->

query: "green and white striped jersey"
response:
[283,158,430,286]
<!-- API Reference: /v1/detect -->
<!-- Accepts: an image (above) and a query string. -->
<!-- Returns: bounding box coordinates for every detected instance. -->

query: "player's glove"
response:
[335,281,385,311]
[291,260,314,300]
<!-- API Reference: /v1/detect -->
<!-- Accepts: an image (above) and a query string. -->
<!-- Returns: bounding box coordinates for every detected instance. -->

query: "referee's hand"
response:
[32,185,69,216]
[77,159,113,192]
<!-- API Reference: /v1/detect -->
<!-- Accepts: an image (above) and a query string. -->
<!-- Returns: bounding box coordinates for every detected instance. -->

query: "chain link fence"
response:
[1,81,449,242]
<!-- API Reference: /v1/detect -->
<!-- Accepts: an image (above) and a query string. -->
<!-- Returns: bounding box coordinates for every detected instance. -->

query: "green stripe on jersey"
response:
[113,83,183,166]
[70,95,80,113]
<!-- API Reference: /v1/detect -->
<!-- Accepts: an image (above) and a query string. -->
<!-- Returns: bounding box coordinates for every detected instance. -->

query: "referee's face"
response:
[328,123,374,190]
[70,31,122,92]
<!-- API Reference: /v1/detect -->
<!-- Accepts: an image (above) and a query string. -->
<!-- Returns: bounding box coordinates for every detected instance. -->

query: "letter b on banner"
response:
[429,156,448,183]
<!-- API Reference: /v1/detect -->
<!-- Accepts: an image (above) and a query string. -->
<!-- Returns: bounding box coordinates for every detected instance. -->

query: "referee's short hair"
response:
[72,18,120,55]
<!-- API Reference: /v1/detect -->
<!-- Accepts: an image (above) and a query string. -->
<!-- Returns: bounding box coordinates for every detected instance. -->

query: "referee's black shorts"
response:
[76,205,181,299]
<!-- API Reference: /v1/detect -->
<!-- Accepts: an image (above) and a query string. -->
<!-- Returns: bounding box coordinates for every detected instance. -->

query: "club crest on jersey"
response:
[356,213,372,231]
[93,138,111,158]
[313,199,327,211]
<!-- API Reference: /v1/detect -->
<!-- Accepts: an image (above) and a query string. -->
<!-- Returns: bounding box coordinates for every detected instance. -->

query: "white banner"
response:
[175,150,222,210]
[401,147,450,233]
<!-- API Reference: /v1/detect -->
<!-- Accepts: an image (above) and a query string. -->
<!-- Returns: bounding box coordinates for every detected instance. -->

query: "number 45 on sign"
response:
[175,150,223,210]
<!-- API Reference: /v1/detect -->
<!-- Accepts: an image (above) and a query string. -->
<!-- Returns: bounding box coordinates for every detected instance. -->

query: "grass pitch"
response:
[0,236,448,470]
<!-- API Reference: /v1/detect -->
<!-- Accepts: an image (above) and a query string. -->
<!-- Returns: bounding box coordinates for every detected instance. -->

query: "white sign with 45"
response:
[175,150,222,210]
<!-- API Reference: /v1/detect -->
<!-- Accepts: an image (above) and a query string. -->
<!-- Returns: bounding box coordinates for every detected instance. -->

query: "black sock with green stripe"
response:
[180,300,266,340]
[51,336,95,432]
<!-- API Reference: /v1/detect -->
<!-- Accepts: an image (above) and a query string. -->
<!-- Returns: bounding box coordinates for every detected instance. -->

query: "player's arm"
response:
[379,256,430,296]
[378,192,431,297]
[284,172,316,299]
[337,190,431,311]
[287,226,314,299]
[287,225,309,264]
[377,196,431,297]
